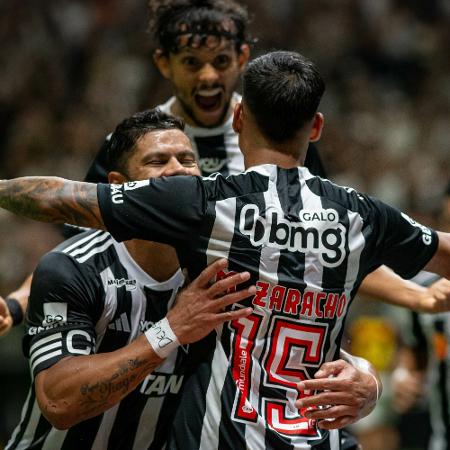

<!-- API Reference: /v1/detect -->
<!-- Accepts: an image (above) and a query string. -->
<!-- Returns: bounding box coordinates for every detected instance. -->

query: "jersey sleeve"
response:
[97,175,207,244]
[24,252,102,378]
[371,198,438,279]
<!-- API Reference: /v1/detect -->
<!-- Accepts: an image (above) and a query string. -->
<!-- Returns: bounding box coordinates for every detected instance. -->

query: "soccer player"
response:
[5,109,257,450]
[0,0,325,337]
[1,51,450,449]
[84,0,326,183]
[391,181,450,450]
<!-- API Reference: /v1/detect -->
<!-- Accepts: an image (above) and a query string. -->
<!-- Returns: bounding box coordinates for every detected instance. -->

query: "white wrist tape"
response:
[368,372,381,401]
[145,318,180,359]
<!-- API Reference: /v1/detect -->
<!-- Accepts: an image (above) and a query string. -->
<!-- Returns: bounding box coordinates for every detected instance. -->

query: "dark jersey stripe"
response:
[194,135,229,177]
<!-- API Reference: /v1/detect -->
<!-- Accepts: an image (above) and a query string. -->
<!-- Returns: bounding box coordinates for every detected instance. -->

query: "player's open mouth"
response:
[194,88,223,111]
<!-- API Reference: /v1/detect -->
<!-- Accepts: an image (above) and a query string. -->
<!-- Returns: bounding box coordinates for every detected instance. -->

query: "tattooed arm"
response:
[35,335,164,429]
[35,259,254,429]
[0,177,104,229]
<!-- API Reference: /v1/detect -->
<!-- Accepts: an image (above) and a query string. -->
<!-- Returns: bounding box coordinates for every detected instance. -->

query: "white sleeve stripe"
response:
[29,332,62,354]
[76,239,114,263]
[30,350,63,374]
[62,230,103,254]
[68,232,111,258]
[29,341,62,366]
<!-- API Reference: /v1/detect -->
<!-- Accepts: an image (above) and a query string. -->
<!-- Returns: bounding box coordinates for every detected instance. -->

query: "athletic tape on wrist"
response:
[368,372,380,401]
[6,297,24,326]
[145,318,180,358]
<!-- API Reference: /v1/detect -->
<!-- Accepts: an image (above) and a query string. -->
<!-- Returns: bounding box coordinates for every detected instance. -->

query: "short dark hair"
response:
[106,108,185,174]
[148,0,252,54]
[242,51,325,142]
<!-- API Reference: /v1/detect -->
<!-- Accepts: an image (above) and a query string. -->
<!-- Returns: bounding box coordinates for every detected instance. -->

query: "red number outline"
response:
[229,313,328,437]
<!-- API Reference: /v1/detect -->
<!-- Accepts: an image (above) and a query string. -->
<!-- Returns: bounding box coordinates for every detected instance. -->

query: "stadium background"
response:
[0,0,448,448]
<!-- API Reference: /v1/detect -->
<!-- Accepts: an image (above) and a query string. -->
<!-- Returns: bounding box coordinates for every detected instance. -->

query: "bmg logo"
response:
[239,206,347,267]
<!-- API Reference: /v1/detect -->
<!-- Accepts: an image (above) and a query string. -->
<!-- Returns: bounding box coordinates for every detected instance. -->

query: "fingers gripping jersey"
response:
[7,230,187,450]
[97,165,438,450]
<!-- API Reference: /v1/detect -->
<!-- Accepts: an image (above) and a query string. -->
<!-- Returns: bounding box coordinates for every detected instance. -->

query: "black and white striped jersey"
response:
[7,230,187,450]
[403,272,450,450]
[84,94,327,182]
[158,95,244,177]
[97,164,438,450]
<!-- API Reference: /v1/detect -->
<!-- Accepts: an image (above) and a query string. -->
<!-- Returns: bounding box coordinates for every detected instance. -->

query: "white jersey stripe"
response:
[66,232,111,258]
[198,338,229,450]
[12,398,44,450]
[96,267,118,348]
[206,197,237,265]
[61,230,103,255]
[76,238,114,263]
[329,429,340,450]
[91,403,120,450]
[299,171,324,291]
[41,428,68,450]
[132,396,165,450]
[31,349,63,374]
[29,332,62,354]
[29,340,62,366]
[5,389,32,450]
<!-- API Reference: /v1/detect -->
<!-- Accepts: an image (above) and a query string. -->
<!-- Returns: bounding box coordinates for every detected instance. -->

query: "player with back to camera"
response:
[0,50,450,450]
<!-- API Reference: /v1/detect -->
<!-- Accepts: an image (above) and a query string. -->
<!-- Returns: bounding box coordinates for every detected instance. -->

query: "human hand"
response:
[296,359,379,430]
[0,296,13,337]
[417,278,450,313]
[167,259,255,345]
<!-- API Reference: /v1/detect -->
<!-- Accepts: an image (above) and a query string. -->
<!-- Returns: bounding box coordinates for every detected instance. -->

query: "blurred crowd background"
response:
[0,1,449,449]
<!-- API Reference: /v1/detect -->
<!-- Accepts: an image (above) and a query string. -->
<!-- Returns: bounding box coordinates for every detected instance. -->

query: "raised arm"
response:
[359,265,450,313]
[0,177,103,229]
[424,231,450,278]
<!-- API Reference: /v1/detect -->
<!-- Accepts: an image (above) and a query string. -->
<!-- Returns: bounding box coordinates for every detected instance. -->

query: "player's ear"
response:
[237,44,250,72]
[309,113,324,143]
[108,171,128,184]
[153,49,171,79]
[232,102,243,133]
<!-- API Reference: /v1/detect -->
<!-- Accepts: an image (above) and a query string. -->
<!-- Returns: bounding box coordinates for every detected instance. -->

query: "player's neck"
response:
[124,240,180,282]
[241,132,307,169]
[244,147,305,169]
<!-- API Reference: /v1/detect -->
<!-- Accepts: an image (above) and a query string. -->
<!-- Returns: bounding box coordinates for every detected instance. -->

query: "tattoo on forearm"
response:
[79,358,158,411]
[0,177,103,228]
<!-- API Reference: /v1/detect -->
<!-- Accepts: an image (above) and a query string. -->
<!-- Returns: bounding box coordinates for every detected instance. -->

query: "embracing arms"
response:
[360,265,450,313]
[35,259,254,429]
